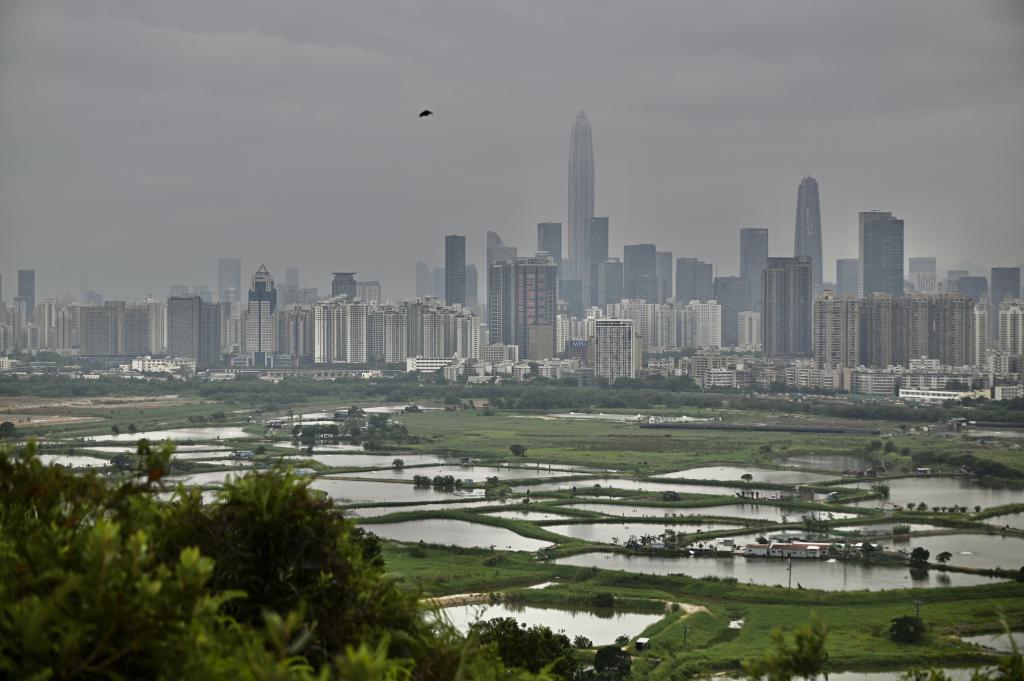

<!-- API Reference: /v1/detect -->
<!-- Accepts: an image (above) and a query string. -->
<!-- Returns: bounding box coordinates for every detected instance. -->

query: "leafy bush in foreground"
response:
[0,441,549,681]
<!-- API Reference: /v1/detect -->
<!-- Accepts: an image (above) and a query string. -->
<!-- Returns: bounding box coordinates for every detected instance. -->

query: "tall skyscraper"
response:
[990,266,1021,342]
[217,258,242,304]
[761,256,812,357]
[568,111,595,292]
[675,257,713,304]
[835,259,859,297]
[486,230,517,312]
[17,270,35,322]
[167,296,201,362]
[444,234,466,306]
[998,300,1024,355]
[597,258,624,308]
[415,261,433,298]
[623,244,658,303]
[908,257,937,293]
[331,272,358,299]
[656,251,673,304]
[488,255,558,359]
[794,177,823,293]
[589,217,610,303]
[740,228,768,311]
[858,211,904,297]
[247,264,277,367]
[592,319,635,381]
[537,222,562,269]
[465,264,479,312]
[956,276,988,304]
[812,293,863,369]
[713,276,750,347]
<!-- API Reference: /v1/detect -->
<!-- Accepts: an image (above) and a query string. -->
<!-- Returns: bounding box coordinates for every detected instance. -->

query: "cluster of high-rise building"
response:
[2,111,1021,391]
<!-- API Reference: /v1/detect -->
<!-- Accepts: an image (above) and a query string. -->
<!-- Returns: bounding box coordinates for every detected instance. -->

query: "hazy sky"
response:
[1,1,1022,301]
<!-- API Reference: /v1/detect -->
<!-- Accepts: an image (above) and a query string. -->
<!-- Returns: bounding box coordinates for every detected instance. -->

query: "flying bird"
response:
[418,110,433,118]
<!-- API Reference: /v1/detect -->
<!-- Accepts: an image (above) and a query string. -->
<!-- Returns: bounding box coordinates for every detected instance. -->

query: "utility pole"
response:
[788,558,793,589]
[914,600,923,619]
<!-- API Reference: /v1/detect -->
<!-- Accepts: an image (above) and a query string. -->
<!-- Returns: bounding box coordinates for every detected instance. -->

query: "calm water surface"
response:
[310,477,485,503]
[656,465,836,485]
[544,522,742,544]
[552,552,1002,590]
[84,427,252,442]
[437,603,663,645]
[361,518,552,551]
[842,477,1024,511]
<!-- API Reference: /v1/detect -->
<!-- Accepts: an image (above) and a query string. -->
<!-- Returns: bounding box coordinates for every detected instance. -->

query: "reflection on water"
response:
[984,512,1024,532]
[960,631,1023,654]
[310,477,485,503]
[544,521,741,544]
[436,603,663,645]
[564,502,857,523]
[83,427,252,442]
[656,465,836,485]
[361,518,552,551]
[552,552,1002,590]
[777,454,873,472]
[841,477,1024,511]
[346,499,499,517]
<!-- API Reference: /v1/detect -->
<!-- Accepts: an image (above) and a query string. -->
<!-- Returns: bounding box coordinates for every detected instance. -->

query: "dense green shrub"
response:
[0,441,549,681]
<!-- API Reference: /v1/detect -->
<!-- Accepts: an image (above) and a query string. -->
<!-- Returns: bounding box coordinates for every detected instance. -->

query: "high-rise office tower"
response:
[286,267,299,290]
[592,319,635,381]
[740,228,769,311]
[331,272,358,299]
[656,251,673,304]
[486,230,516,310]
[972,304,989,367]
[246,265,277,367]
[465,264,478,312]
[713,276,750,347]
[486,231,517,269]
[858,211,904,297]
[17,270,35,322]
[589,217,610,303]
[217,258,242,304]
[623,244,658,304]
[415,261,433,298]
[812,293,863,369]
[908,257,937,294]
[675,257,713,304]
[568,111,595,288]
[990,267,1021,342]
[537,222,562,269]
[487,255,558,359]
[835,259,859,297]
[998,300,1024,355]
[444,234,466,306]
[761,256,812,357]
[794,177,823,294]
[955,276,988,304]
[598,258,624,308]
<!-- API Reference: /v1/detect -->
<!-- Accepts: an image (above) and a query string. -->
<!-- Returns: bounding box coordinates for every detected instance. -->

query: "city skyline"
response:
[2,2,1021,300]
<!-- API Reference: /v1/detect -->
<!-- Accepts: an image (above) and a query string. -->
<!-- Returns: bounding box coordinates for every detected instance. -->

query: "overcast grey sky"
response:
[1,0,1022,301]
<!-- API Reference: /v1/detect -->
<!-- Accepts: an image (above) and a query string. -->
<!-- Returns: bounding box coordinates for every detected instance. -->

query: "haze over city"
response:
[2,0,1023,300]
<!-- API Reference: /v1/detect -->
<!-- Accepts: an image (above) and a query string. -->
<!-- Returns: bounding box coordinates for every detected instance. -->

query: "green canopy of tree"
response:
[0,440,550,681]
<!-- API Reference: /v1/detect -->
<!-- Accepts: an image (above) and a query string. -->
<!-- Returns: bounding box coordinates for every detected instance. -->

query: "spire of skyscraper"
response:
[794,176,823,293]
[568,111,594,298]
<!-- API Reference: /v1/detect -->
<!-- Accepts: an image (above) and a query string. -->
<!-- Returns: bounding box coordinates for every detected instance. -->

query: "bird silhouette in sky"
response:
[418,110,433,118]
